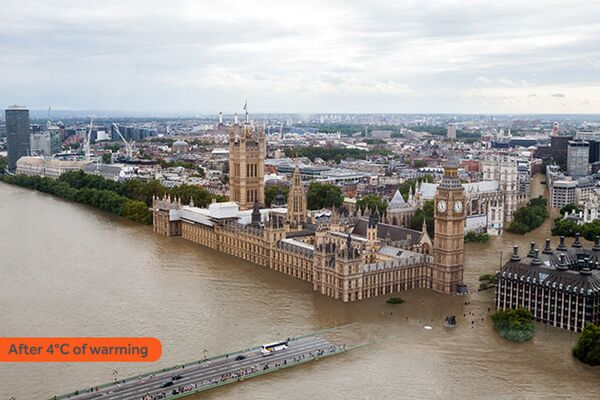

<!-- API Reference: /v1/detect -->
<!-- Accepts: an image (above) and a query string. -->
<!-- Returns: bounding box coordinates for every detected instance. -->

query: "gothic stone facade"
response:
[152,126,465,302]
[228,122,265,210]
[153,186,463,302]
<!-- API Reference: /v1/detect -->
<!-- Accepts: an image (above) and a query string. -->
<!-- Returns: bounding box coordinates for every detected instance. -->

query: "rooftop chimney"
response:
[510,246,521,261]
[531,249,542,266]
[527,242,536,258]
[557,236,568,251]
[572,233,582,248]
[542,239,553,255]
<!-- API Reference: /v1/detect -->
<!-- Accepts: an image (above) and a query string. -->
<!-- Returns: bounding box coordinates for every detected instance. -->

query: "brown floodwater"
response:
[0,175,598,399]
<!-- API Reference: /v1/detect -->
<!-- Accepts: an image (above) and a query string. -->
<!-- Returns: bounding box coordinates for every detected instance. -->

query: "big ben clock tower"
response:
[432,145,466,294]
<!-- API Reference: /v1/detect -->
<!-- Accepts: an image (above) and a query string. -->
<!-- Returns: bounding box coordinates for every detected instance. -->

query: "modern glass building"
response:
[567,139,590,178]
[5,105,30,171]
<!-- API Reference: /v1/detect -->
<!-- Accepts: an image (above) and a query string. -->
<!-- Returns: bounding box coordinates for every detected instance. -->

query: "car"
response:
[171,374,184,381]
[235,354,246,361]
[160,381,174,388]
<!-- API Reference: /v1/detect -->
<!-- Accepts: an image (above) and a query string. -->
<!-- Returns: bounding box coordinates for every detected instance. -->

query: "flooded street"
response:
[1,176,598,399]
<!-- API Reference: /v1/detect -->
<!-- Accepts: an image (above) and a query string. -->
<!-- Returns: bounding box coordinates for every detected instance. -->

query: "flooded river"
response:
[0,175,598,399]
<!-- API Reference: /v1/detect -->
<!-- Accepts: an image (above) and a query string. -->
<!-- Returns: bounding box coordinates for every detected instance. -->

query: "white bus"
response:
[260,340,289,356]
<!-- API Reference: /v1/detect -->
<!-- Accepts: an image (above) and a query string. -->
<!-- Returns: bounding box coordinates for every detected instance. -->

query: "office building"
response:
[550,135,572,166]
[496,237,600,332]
[567,140,590,178]
[5,105,30,171]
[551,179,577,208]
[30,132,52,156]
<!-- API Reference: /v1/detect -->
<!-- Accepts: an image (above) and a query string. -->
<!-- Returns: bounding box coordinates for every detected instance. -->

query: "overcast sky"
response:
[2,0,600,114]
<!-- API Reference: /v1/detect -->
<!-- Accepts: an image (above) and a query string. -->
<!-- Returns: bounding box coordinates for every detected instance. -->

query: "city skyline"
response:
[2,1,600,114]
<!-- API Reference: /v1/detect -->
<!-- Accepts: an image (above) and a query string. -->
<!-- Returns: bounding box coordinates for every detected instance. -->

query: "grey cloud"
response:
[0,0,599,113]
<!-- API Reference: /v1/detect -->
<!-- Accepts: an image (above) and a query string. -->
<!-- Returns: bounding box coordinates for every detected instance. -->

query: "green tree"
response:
[465,232,490,243]
[0,156,7,174]
[507,196,549,234]
[413,160,427,168]
[559,203,580,215]
[573,323,600,366]
[102,153,112,164]
[122,200,152,224]
[581,220,600,241]
[551,218,581,238]
[265,184,289,207]
[491,308,535,342]
[306,182,343,210]
[410,200,434,236]
[2,170,225,225]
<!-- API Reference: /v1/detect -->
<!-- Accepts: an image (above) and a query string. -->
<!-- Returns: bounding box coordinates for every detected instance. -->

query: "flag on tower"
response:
[243,99,247,112]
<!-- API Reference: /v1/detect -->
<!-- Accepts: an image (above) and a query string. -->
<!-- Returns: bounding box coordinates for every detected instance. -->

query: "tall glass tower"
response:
[5,105,30,171]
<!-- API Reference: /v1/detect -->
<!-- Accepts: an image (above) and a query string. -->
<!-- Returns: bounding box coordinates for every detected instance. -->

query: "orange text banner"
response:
[0,337,161,362]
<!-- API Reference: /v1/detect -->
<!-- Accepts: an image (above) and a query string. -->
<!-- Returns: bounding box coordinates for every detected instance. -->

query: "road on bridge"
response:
[54,335,345,400]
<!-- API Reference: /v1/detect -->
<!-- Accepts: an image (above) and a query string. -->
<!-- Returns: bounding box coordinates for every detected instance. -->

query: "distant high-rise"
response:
[5,105,30,171]
[552,122,560,136]
[447,123,457,140]
[550,135,573,166]
[567,140,590,178]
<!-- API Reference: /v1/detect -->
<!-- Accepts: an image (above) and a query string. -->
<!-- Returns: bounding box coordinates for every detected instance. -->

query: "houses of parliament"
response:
[153,117,466,301]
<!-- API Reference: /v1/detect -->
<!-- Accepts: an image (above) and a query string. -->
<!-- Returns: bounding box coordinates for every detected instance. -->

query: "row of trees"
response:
[506,196,549,234]
[1,170,227,224]
[284,147,369,163]
[1,174,152,224]
[57,170,225,208]
[552,219,600,241]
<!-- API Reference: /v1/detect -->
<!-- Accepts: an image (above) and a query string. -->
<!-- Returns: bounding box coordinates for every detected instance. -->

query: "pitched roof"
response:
[388,190,406,209]
[352,218,422,245]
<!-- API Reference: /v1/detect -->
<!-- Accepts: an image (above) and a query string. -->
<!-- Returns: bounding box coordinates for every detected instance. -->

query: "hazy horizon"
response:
[2,1,600,114]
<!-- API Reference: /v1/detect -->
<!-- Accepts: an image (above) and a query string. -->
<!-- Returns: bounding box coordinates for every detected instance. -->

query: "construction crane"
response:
[84,116,94,160]
[111,123,134,159]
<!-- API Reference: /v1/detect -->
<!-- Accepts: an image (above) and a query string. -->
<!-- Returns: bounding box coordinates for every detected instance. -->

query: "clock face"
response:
[437,200,447,213]
[454,201,463,213]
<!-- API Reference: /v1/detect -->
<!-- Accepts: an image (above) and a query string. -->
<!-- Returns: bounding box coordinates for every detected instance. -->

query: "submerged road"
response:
[54,335,345,400]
